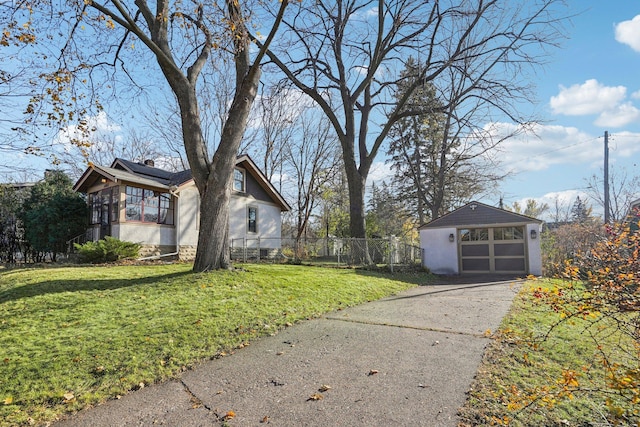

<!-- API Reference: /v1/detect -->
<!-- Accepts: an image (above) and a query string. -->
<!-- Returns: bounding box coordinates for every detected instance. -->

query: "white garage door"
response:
[459,226,526,274]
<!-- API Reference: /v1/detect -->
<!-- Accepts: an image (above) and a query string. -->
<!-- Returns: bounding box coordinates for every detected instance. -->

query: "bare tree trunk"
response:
[345,164,367,239]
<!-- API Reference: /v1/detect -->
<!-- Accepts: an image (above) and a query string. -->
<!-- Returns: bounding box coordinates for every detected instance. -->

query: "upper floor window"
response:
[125,186,174,225]
[233,168,245,192]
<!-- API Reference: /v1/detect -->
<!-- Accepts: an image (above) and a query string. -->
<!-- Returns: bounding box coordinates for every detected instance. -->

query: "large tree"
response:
[387,57,503,224]
[14,0,290,271]
[255,0,566,238]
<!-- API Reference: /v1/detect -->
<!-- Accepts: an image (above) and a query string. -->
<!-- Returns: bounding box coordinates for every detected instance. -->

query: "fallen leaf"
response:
[368,369,379,376]
[318,384,331,392]
[63,392,75,402]
[223,410,236,420]
[260,415,270,423]
[3,396,13,405]
[307,393,324,401]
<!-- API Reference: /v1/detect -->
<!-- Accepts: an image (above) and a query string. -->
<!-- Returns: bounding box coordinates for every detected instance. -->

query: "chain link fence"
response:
[230,236,423,270]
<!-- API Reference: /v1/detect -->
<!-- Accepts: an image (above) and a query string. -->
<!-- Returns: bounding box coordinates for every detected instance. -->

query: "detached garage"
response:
[419,201,542,276]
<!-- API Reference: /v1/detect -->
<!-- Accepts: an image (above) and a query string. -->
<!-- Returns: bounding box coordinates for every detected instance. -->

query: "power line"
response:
[507,136,600,167]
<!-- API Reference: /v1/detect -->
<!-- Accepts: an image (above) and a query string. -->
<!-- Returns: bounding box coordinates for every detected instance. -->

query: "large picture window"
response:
[125,186,174,224]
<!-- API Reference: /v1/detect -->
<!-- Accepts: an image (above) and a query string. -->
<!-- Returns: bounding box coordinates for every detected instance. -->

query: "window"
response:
[89,188,120,225]
[110,187,119,223]
[89,193,101,224]
[233,168,245,192]
[247,206,257,233]
[125,186,174,224]
[460,228,488,241]
[125,186,143,221]
[159,193,174,225]
[143,192,159,223]
[494,226,524,240]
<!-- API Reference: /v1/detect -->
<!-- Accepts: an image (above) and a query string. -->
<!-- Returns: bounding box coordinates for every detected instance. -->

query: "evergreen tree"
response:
[21,170,88,261]
[387,57,490,224]
[571,196,593,223]
[0,185,29,262]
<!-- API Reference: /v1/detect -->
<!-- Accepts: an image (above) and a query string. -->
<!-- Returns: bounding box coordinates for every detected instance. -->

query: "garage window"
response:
[494,226,524,240]
[460,228,488,241]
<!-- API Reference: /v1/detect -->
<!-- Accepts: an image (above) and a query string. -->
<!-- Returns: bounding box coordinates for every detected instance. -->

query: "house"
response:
[419,201,542,276]
[73,155,291,260]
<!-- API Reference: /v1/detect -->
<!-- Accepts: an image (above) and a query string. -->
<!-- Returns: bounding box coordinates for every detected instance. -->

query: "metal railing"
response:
[66,228,96,253]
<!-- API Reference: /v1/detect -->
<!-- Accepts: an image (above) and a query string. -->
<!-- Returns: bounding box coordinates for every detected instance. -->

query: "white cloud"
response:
[632,90,640,100]
[615,15,640,52]
[367,161,393,186]
[54,111,122,148]
[493,122,640,175]
[550,79,626,116]
[486,122,599,172]
[594,102,640,127]
[247,88,312,130]
[515,189,589,221]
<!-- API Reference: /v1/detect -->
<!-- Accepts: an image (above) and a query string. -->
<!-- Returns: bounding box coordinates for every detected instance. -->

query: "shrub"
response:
[534,221,640,422]
[74,236,141,264]
[541,222,605,277]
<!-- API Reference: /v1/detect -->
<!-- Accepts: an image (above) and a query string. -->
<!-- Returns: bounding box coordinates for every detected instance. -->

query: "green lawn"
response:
[0,263,428,426]
[458,279,639,426]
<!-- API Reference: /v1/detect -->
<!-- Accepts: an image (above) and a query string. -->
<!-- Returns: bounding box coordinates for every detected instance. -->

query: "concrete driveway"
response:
[56,276,524,427]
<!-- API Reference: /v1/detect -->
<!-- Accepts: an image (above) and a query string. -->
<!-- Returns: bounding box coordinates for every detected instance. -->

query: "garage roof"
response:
[419,201,542,229]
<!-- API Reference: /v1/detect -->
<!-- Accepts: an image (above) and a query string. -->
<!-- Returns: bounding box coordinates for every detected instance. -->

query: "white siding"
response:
[526,223,542,276]
[117,223,176,246]
[420,227,459,275]
[177,187,199,247]
[229,196,282,248]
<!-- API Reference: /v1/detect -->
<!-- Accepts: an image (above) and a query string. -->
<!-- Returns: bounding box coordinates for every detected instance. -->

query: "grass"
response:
[0,262,429,426]
[458,279,639,426]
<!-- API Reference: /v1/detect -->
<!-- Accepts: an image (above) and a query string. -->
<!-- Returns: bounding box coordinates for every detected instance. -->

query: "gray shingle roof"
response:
[419,201,542,229]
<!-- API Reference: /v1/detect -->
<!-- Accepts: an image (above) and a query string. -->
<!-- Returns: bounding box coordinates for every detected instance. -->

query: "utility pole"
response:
[604,130,610,224]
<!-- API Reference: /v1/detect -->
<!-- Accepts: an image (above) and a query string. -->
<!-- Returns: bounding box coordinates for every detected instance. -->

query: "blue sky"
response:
[367,1,640,218]
[5,1,640,221]
[486,1,640,216]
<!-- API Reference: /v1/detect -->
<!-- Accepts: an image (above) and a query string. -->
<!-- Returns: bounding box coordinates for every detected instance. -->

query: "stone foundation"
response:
[178,245,197,261]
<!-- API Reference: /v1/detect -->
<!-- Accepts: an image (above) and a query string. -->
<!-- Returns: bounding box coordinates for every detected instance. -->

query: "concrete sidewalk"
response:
[56,277,523,427]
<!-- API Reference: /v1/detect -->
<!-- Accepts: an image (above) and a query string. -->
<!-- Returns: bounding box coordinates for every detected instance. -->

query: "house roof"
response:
[235,154,291,212]
[419,201,543,230]
[73,155,290,212]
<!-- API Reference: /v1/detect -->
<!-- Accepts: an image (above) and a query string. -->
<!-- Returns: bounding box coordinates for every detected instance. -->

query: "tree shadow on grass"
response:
[0,270,193,304]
